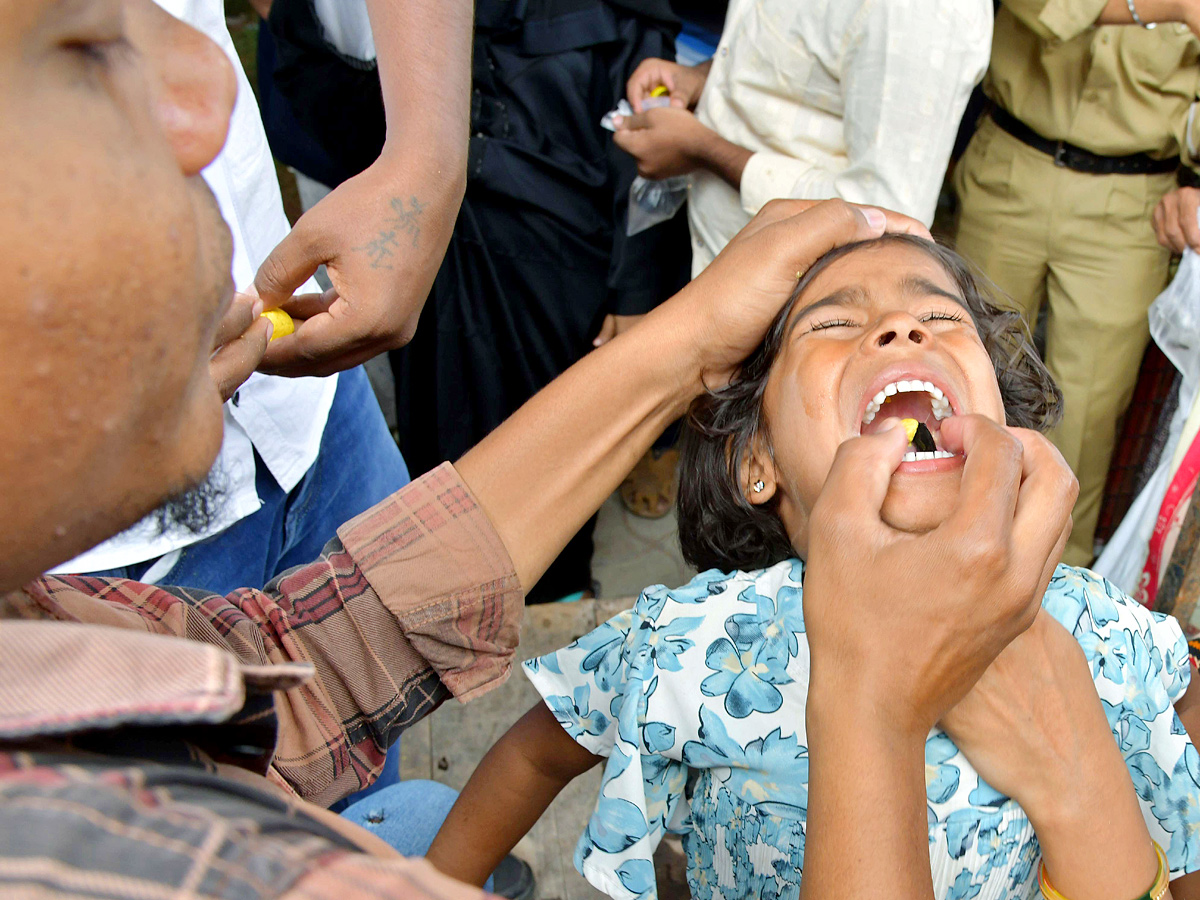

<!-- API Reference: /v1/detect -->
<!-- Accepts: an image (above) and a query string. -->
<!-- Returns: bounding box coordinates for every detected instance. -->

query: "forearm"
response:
[803,679,935,899]
[365,0,471,181]
[456,294,703,592]
[1025,741,1159,899]
[426,704,602,885]
[1098,0,1189,24]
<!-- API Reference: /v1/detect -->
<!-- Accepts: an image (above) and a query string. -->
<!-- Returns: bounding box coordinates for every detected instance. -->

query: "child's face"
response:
[750,241,1006,556]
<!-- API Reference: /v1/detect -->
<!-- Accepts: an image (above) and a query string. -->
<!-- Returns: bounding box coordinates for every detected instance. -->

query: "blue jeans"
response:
[340,780,494,892]
[91,366,409,593]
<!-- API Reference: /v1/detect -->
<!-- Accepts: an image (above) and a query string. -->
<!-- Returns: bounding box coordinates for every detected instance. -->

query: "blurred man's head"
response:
[0,0,237,587]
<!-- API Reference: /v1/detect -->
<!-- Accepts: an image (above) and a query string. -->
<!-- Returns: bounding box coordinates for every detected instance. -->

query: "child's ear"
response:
[738,434,777,506]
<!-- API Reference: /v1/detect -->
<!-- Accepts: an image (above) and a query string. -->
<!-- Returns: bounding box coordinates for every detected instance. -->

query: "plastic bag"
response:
[1094,248,1200,596]
[601,97,690,236]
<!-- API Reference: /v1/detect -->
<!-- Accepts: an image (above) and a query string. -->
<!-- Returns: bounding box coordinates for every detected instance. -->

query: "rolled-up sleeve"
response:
[1002,0,1107,43]
[337,462,523,704]
[31,463,522,807]
[739,0,991,226]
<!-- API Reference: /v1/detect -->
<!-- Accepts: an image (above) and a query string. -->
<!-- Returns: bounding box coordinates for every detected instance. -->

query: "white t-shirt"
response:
[54,0,337,575]
[688,0,993,276]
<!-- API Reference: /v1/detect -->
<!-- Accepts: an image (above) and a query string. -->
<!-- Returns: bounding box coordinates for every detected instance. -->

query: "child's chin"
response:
[880,477,962,534]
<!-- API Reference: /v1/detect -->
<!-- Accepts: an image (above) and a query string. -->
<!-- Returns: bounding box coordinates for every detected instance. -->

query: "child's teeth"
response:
[861,380,956,428]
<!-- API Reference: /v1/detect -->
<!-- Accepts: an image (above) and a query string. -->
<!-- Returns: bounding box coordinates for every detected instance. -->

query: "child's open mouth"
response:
[859,379,956,462]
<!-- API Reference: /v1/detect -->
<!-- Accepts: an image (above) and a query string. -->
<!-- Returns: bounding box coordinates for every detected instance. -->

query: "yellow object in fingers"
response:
[650,85,669,97]
[261,308,294,341]
[901,418,919,444]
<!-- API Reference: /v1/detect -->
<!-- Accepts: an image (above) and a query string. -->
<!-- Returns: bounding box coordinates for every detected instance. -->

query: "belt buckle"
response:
[1053,141,1068,168]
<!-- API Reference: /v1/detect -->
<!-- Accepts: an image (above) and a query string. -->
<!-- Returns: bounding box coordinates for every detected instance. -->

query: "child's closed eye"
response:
[807,317,857,332]
[921,311,964,324]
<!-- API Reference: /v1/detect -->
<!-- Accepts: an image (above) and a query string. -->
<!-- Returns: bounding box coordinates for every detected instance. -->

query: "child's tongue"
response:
[860,393,934,436]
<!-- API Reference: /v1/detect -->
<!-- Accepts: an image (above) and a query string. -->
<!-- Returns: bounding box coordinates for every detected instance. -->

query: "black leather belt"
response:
[988,104,1178,176]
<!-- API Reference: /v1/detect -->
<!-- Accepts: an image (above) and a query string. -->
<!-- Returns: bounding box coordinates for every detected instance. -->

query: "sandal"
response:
[619,447,680,519]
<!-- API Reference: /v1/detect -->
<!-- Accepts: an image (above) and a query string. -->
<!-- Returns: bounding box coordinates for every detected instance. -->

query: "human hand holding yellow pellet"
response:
[260,308,294,341]
[209,291,272,402]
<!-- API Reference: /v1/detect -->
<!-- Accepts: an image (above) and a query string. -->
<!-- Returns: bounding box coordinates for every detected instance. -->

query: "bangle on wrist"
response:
[1125,0,1158,28]
[1038,841,1169,900]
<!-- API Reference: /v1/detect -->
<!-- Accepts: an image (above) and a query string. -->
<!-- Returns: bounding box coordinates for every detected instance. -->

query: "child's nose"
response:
[877,327,925,347]
[872,314,932,348]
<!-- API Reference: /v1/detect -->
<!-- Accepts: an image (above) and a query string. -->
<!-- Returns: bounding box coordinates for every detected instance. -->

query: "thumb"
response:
[593,314,618,347]
[813,418,909,527]
[253,215,326,309]
[210,316,272,402]
[614,111,651,132]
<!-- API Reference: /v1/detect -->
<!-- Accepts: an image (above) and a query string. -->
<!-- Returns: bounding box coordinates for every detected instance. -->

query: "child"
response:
[427,235,1200,898]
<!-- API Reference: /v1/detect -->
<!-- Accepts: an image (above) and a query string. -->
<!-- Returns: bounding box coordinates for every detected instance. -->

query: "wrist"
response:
[1025,744,1159,899]
[633,295,714,414]
[808,660,932,745]
[1120,0,1190,23]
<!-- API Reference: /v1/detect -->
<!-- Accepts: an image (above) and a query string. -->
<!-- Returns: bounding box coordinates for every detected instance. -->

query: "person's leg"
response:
[1043,169,1175,566]
[953,117,1052,326]
[274,365,410,574]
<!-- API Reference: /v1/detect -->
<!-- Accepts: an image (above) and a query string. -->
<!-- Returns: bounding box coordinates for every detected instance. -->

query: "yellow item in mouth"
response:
[261,308,294,341]
[901,418,919,444]
[650,85,669,97]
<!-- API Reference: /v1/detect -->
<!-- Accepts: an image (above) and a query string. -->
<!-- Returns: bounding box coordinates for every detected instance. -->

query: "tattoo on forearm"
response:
[354,195,426,269]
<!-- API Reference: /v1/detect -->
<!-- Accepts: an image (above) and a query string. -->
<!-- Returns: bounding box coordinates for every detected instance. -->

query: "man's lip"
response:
[853,363,964,434]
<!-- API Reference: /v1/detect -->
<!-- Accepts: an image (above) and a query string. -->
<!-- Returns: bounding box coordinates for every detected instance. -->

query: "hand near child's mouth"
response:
[802,413,1077,736]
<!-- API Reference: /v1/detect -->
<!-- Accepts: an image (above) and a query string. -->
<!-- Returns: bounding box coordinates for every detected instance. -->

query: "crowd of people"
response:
[5,0,1200,898]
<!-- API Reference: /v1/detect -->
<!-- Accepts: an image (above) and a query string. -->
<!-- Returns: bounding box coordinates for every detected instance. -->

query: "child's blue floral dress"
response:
[523,563,1200,900]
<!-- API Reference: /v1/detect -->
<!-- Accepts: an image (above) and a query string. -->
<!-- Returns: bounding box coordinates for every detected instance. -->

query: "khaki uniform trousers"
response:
[954,116,1175,566]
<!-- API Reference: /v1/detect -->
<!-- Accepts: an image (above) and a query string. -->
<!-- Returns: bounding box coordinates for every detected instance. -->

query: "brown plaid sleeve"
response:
[282,855,496,900]
[24,463,522,808]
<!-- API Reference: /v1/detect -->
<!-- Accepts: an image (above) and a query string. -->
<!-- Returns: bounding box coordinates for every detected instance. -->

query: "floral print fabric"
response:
[523,563,1200,900]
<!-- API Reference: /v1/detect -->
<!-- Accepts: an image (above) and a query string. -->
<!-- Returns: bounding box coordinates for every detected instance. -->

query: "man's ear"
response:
[738,433,777,505]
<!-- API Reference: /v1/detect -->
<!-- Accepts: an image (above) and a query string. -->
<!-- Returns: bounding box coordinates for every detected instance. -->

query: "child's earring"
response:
[753,479,766,493]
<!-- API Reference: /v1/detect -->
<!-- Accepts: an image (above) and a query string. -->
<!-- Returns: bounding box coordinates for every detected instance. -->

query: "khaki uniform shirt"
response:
[988,0,1200,159]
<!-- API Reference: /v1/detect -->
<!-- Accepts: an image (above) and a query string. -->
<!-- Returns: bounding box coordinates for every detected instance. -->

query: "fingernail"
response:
[863,208,886,230]
[879,417,904,433]
[263,318,274,342]
[252,299,264,319]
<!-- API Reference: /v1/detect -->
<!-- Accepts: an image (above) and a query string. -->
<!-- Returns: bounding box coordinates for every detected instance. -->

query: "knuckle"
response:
[962,534,1009,575]
[256,251,291,294]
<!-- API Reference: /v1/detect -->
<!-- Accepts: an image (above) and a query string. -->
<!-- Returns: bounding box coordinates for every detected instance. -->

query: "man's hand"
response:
[209,291,272,401]
[1153,185,1200,254]
[939,612,1112,804]
[803,417,1078,736]
[251,155,462,378]
[592,313,644,348]
[625,58,710,113]
[940,612,1159,898]
[671,198,928,390]
[613,107,712,179]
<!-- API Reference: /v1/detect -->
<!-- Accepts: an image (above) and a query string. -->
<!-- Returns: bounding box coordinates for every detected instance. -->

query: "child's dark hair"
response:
[677,233,1063,574]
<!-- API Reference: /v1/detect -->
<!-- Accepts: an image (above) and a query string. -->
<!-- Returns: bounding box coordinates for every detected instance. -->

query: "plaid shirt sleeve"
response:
[281,855,495,900]
[28,463,522,808]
